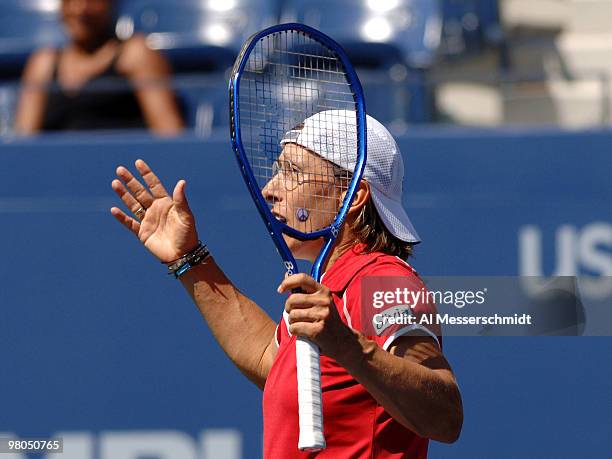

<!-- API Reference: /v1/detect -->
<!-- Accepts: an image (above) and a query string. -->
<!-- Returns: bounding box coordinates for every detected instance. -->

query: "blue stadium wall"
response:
[1,128,611,458]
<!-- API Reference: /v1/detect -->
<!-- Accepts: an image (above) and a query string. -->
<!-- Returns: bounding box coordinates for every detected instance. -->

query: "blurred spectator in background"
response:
[14,0,184,135]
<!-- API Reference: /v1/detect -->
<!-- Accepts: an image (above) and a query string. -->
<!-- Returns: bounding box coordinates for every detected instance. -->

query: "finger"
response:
[289,322,323,340]
[284,293,313,311]
[288,308,327,324]
[110,207,141,236]
[277,273,319,294]
[172,180,192,217]
[135,159,169,199]
[289,309,320,324]
[285,293,330,312]
[116,165,154,208]
[111,179,146,216]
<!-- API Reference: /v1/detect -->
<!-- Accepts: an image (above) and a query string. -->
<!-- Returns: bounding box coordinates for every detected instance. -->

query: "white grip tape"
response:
[296,336,326,451]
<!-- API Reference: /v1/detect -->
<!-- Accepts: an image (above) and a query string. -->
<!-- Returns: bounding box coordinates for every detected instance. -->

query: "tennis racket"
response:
[229,23,366,451]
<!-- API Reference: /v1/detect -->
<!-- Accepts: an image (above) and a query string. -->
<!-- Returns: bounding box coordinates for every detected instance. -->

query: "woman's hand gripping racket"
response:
[229,23,366,451]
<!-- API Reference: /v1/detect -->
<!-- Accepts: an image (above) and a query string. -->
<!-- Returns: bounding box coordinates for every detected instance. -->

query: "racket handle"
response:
[296,336,326,451]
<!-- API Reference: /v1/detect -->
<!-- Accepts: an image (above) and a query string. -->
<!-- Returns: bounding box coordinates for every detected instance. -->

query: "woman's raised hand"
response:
[110,159,199,263]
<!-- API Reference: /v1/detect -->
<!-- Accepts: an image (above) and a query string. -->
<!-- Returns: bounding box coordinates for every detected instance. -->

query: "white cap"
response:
[280,109,420,243]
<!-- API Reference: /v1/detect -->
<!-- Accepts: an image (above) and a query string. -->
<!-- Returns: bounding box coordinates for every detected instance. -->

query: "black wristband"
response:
[166,242,210,279]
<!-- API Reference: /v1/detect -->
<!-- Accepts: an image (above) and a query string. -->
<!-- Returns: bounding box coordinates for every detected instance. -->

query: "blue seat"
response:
[116,0,278,72]
[173,73,229,134]
[281,0,439,123]
[281,0,443,69]
[0,82,19,135]
[0,0,65,79]
[441,0,503,57]
[358,68,432,126]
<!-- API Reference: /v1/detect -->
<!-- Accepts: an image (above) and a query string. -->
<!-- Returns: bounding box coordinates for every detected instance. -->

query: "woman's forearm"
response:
[180,257,277,389]
[336,332,463,443]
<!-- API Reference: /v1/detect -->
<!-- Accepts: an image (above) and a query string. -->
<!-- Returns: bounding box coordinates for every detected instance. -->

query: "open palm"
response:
[111,159,199,263]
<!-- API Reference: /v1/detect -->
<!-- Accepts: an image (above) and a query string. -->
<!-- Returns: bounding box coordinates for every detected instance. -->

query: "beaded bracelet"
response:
[166,241,211,279]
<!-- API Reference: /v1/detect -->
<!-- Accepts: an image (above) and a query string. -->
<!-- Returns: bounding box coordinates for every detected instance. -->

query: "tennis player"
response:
[110,113,463,458]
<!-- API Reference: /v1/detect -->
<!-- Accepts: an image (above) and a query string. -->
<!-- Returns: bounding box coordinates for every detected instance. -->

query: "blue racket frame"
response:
[230,22,367,281]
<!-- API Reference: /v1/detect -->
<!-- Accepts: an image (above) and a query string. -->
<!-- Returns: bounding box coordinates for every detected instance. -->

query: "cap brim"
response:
[370,188,421,243]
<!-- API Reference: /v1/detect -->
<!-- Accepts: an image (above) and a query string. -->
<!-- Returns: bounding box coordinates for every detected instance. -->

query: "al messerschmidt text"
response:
[373,313,533,326]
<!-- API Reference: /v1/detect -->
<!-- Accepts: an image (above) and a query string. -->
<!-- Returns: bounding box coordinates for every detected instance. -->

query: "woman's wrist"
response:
[165,241,211,278]
[332,329,378,371]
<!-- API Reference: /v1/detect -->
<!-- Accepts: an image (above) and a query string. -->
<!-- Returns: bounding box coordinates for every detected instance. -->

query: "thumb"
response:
[173,179,192,215]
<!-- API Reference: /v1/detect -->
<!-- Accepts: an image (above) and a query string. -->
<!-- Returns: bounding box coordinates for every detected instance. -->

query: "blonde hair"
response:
[349,198,415,260]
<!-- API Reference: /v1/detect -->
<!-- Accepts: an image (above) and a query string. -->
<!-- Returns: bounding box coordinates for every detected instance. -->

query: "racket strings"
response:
[239,30,357,234]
